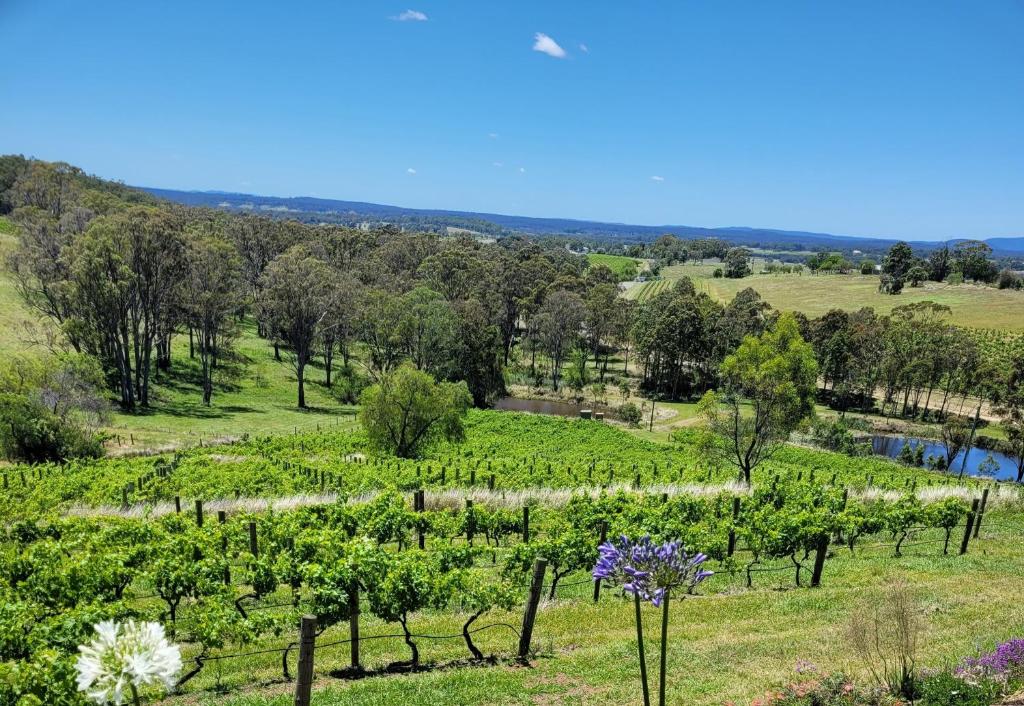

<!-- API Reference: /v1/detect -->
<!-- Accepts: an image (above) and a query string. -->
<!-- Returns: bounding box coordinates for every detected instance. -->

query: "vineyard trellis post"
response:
[810,534,829,587]
[960,498,981,555]
[593,520,608,603]
[248,521,259,556]
[349,585,361,671]
[195,499,204,527]
[727,496,741,558]
[518,557,548,661]
[294,615,317,706]
[522,505,530,543]
[972,487,990,539]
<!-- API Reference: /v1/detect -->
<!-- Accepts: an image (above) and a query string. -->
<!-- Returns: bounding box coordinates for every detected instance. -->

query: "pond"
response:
[494,397,617,420]
[871,435,1021,482]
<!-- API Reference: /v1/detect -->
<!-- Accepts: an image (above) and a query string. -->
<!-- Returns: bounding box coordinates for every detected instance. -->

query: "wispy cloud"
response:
[578,43,589,53]
[493,161,503,168]
[533,32,567,59]
[488,132,499,139]
[650,175,665,182]
[407,167,417,175]
[392,9,427,21]
[519,167,526,173]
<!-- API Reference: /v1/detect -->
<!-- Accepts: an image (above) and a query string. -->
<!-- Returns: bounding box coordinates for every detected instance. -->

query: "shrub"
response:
[916,670,1001,706]
[996,269,1022,290]
[619,402,643,426]
[0,393,104,462]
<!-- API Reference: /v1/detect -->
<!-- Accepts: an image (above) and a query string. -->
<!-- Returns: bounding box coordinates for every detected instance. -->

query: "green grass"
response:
[102,321,356,451]
[587,253,643,280]
[0,216,32,354]
[653,260,1024,331]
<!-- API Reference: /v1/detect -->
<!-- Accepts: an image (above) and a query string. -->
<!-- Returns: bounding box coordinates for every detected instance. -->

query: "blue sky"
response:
[2,1,1022,240]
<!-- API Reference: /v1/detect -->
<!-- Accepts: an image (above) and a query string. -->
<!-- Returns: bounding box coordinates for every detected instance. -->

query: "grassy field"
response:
[587,253,643,280]
[653,260,1024,331]
[101,321,357,452]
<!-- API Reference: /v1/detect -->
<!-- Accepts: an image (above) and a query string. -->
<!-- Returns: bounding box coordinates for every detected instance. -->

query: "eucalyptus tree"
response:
[65,207,185,409]
[180,235,243,405]
[537,289,586,391]
[258,246,334,408]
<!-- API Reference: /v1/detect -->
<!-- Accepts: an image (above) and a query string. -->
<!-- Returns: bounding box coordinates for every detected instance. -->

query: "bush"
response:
[996,269,1022,290]
[618,402,643,427]
[810,419,859,455]
[713,267,724,278]
[0,393,104,462]
[917,670,1001,706]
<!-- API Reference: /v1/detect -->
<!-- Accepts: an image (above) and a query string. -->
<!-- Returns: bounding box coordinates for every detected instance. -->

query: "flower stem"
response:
[659,590,670,706]
[130,683,141,706]
[634,592,651,706]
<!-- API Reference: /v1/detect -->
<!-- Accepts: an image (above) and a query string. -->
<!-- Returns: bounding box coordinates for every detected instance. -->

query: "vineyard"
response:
[623,278,674,302]
[2,411,1022,705]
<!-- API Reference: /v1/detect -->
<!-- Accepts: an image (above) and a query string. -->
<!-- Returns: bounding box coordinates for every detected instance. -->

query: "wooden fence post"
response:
[960,498,981,555]
[174,495,181,514]
[972,487,990,539]
[518,558,548,660]
[593,521,608,603]
[810,534,830,587]
[348,586,361,671]
[294,615,317,706]
[195,499,204,527]
[417,490,426,550]
[248,521,259,557]
[727,496,741,558]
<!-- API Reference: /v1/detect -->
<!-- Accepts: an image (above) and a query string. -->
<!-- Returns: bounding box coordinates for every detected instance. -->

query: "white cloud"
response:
[650,175,665,182]
[493,161,504,167]
[407,168,417,175]
[392,9,427,21]
[579,43,589,53]
[488,132,499,139]
[533,32,567,59]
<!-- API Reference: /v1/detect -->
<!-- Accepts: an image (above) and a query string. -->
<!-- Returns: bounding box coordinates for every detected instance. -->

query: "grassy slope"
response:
[103,321,356,451]
[0,216,31,353]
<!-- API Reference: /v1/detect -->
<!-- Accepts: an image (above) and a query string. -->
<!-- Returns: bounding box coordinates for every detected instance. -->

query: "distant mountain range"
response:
[141,186,1024,256]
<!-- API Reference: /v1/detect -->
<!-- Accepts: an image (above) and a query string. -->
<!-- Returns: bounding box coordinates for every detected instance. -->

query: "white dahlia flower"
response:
[76,620,182,705]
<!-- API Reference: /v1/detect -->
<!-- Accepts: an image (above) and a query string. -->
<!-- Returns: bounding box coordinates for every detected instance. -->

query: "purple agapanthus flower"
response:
[592,535,713,606]
[958,639,1024,678]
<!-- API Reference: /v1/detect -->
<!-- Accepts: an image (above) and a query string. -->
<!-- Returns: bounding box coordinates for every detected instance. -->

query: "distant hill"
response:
[141,186,1024,256]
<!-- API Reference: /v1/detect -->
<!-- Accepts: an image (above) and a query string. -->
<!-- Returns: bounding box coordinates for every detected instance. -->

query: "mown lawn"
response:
[103,321,357,451]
